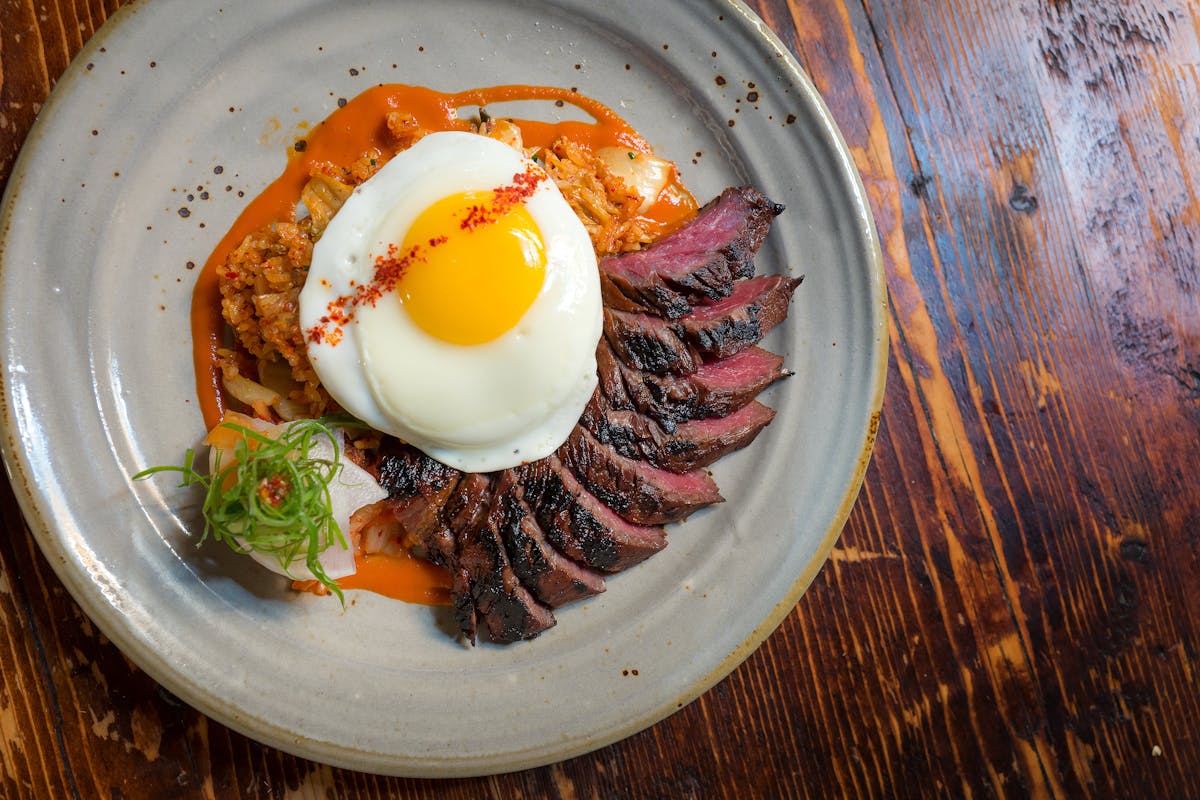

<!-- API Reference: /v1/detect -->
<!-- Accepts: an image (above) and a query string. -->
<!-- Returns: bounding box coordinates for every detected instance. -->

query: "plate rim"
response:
[0,0,888,777]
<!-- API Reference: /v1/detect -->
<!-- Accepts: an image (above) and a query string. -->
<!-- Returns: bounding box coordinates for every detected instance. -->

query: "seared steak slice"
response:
[493,471,607,607]
[420,474,532,642]
[604,275,801,374]
[373,442,463,547]
[596,340,788,431]
[558,425,723,525]
[426,473,511,644]
[679,274,803,361]
[389,482,458,544]
[416,518,477,646]
[604,307,698,375]
[374,441,459,534]
[595,339,636,411]
[520,457,667,572]
[442,472,493,534]
[421,473,495,644]
[375,440,460,500]
[457,475,557,643]
[382,469,475,644]
[581,392,777,473]
[622,346,790,431]
[599,187,784,318]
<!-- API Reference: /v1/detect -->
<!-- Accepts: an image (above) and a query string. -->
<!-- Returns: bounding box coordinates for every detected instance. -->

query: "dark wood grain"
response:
[2,0,1198,797]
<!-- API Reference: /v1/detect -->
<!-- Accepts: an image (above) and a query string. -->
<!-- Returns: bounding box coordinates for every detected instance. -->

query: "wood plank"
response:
[786,0,1200,795]
[1,0,1199,796]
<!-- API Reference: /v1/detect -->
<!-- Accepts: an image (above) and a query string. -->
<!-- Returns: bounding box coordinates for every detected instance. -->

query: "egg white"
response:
[299,131,601,472]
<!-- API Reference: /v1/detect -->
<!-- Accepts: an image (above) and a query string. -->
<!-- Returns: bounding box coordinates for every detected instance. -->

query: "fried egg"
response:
[299,131,601,472]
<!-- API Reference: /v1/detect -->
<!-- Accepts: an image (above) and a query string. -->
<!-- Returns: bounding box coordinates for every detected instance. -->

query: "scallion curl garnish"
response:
[134,417,349,603]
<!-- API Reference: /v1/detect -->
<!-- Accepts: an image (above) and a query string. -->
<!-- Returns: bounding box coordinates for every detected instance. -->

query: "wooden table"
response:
[2,0,1197,796]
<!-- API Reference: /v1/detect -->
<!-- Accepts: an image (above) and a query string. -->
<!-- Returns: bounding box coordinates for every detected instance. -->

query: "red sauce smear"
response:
[191,84,697,606]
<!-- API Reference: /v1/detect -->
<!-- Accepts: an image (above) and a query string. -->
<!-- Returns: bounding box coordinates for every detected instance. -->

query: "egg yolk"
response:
[396,190,546,345]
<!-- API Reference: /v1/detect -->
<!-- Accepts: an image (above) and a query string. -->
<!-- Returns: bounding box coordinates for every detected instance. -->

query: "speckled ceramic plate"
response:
[0,0,885,777]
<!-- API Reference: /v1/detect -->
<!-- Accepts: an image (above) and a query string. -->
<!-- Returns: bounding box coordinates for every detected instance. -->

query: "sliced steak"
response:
[604,275,801,374]
[599,186,784,318]
[418,522,477,646]
[581,392,777,473]
[493,471,607,607]
[679,274,803,360]
[595,339,636,412]
[374,440,461,501]
[603,307,698,375]
[457,475,557,643]
[373,442,463,547]
[428,473,494,644]
[622,346,790,431]
[558,425,723,525]
[379,467,475,643]
[520,457,667,572]
[425,473,520,645]
[442,472,493,534]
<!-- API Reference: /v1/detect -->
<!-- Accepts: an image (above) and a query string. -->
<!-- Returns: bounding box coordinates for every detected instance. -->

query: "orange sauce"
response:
[294,549,453,605]
[338,551,453,604]
[191,83,697,606]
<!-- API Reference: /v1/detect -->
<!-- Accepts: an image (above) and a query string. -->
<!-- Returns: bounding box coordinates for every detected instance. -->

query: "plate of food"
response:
[0,0,886,777]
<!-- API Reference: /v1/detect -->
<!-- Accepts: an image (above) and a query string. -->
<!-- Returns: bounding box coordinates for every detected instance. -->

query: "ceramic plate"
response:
[0,0,885,777]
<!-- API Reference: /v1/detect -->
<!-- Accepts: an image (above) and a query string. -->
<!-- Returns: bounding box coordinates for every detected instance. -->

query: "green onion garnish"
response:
[134,417,349,602]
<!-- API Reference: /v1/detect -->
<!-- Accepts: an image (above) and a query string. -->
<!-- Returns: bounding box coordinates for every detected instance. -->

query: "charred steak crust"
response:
[599,186,784,319]
[679,274,803,361]
[603,307,699,375]
[493,471,607,607]
[581,391,777,473]
[607,343,791,432]
[520,459,616,571]
[375,440,460,500]
[372,442,463,546]
[595,339,636,412]
[441,474,495,642]
[558,425,723,525]
[603,275,802,376]
[458,478,557,643]
[442,472,493,534]
[519,457,667,573]
[403,508,476,644]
